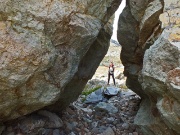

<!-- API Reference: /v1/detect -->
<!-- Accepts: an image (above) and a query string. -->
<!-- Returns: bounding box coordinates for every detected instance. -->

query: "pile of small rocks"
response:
[1,88,143,135]
[61,89,142,135]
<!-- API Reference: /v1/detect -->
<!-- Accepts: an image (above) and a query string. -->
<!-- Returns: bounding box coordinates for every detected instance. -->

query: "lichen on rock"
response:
[118,0,180,134]
[0,0,121,122]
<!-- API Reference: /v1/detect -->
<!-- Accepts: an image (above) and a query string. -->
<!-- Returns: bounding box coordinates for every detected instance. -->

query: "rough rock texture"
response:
[0,0,121,122]
[118,0,163,97]
[118,0,180,134]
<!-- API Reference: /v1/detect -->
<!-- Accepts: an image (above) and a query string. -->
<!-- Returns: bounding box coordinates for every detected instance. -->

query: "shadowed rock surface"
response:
[0,0,121,121]
[118,0,180,134]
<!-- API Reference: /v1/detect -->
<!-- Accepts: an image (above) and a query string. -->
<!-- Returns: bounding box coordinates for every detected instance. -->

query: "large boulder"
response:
[118,0,163,97]
[0,0,121,122]
[118,0,180,134]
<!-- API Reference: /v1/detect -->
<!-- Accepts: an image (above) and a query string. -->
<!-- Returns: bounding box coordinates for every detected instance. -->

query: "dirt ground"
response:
[93,66,124,78]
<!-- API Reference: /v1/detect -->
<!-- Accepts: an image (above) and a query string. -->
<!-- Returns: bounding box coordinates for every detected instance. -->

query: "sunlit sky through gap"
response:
[111,0,126,41]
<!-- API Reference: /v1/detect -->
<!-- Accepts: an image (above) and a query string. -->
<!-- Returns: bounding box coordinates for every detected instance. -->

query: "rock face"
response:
[118,0,180,134]
[0,0,121,121]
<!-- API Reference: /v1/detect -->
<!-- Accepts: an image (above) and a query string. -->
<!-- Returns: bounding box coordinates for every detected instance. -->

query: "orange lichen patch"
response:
[168,8,180,25]
[0,21,6,29]
[0,21,7,34]
[169,33,180,42]
[167,69,180,86]
[160,8,180,28]
[169,27,180,43]
[171,17,180,25]
[162,96,174,112]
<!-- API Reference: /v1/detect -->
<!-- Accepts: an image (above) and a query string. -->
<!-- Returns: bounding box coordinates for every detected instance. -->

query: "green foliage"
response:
[82,86,102,96]
[81,86,102,102]
[82,97,86,102]
[120,84,127,89]
[119,84,128,91]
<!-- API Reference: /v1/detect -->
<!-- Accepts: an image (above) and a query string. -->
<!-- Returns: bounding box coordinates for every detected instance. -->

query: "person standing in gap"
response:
[107,62,116,85]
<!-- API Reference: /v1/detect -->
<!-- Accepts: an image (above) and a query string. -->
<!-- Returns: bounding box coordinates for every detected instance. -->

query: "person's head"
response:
[110,62,114,66]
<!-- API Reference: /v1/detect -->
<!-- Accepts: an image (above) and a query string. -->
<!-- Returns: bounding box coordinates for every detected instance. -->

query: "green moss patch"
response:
[82,86,102,96]
[81,86,102,102]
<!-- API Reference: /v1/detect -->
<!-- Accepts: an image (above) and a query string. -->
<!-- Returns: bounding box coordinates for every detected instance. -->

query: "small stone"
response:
[112,120,118,125]
[133,132,139,135]
[116,124,122,128]
[102,127,115,135]
[66,108,75,115]
[109,113,116,117]
[106,117,115,124]
[83,117,92,123]
[78,123,84,129]
[84,122,88,128]
[122,123,129,130]
[125,102,128,106]
[84,128,89,133]
[81,108,93,114]
[75,128,81,132]
[66,122,74,130]
[95,102,118,114]
[91,122,98,128]
[81,95,86,98]
[112,126,116,131]
[87,132,91,135]
[98,126,107,133]
[38,110,63,128]
[69,132,76,135]
[92,128,99,134]
[42,129,52,135]
[53,129,60,135]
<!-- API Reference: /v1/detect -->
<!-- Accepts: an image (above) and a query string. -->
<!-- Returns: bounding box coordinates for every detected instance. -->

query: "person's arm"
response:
[102,63,109,67]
